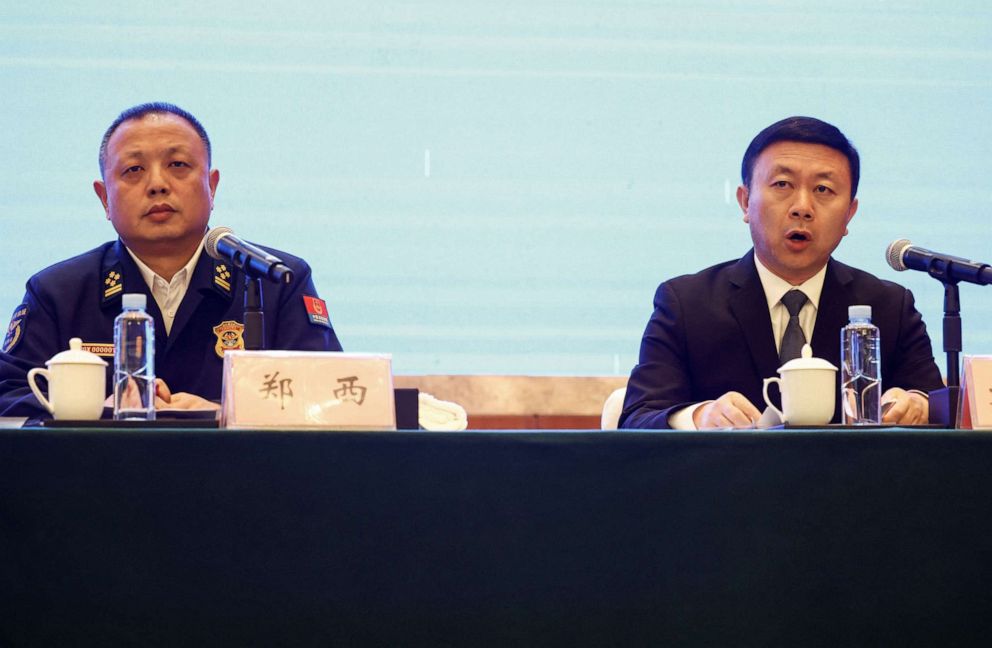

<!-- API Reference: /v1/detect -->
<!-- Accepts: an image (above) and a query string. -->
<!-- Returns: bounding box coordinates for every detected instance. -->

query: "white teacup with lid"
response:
[27,337,108,420]
[762,344,838,426]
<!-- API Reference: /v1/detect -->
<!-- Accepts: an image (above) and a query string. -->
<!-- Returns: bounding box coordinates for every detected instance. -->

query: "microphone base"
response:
[928,386,961,427]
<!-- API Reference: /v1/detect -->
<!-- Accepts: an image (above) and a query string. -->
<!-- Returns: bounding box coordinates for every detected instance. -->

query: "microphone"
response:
[885,239,992,286]
[205,227,294,284]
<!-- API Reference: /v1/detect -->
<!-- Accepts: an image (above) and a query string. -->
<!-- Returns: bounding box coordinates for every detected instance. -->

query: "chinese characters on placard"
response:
[334,376,367,405]
[260,371,294,410]
[258,372,368,410]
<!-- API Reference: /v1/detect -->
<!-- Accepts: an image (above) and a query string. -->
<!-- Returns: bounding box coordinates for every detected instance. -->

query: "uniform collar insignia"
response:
[102,264,124,303]
[100,241,130,307]
[213,259,233,297]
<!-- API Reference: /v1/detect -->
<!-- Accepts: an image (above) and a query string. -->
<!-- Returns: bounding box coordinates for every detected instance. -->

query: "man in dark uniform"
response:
[0,102,342,418]
[620,116,944,430]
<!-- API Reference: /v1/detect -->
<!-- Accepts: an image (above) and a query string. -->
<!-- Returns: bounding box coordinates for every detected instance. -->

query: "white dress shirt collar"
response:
[125,240,205,335]
[753,254,828,311]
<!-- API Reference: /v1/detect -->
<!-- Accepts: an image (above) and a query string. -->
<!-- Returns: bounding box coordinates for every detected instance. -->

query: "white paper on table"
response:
[756,406,783,429]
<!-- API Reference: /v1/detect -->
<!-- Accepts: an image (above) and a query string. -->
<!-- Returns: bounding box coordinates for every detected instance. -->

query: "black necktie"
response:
[779,290,809,364]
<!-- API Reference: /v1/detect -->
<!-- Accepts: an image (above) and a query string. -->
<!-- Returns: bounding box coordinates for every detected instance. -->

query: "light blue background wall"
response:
[2,1,990,375]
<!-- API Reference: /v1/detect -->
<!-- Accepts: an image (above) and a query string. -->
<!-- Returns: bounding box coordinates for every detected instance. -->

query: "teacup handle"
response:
[27,367,56,415]
[762,377,785,422]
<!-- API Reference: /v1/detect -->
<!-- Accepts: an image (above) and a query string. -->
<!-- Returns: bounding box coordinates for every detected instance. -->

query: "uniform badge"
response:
[214,262,232,293]
[303,295,331,328]
[3,304,28,354]
[213,320,245,357]
[103,269,123,299]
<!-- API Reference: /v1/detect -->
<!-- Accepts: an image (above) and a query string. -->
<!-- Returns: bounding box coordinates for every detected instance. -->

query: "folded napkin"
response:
[418,392,468,431]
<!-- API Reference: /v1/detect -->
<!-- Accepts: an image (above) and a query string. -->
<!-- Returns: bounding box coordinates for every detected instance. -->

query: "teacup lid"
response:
[46,337,108,367]
[778,344,837,373]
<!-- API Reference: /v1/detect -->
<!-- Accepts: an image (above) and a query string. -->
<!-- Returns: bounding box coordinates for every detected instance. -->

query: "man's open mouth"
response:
[787,230,812,242]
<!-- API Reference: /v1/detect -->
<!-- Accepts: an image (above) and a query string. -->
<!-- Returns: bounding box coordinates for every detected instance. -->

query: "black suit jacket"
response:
[619,251,944,429]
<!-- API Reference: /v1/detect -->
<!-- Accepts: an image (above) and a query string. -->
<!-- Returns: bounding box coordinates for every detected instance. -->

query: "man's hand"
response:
[693,392,762,430]
[153,379,219,410]
[881,387,928,425]
[153,378,172,407]
[105,378,172,409]
[159,391,220,411]
[105,379,219,411]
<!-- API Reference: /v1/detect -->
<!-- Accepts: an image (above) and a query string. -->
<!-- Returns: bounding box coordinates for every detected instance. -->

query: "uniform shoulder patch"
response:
[303,295,331,328]
[3,303,28,354]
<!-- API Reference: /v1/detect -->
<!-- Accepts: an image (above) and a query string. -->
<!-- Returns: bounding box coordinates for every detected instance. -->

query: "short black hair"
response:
[741,116,860,199]
[98,102,211,178]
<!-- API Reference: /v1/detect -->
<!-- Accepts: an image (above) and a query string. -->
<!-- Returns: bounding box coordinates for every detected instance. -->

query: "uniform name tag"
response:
[221,351,395,430]
[81,342,115,357]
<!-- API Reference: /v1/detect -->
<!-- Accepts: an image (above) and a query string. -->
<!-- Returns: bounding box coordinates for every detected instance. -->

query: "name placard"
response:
[960,356,992,430]
[221,351,395,430]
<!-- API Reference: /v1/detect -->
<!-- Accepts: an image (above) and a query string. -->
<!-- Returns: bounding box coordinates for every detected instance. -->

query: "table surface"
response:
[3,428,992,646]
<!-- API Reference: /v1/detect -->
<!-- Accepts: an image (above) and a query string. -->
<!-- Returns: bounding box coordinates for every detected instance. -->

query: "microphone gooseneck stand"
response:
[244,276,265,351]
[929,280,961,426]
[207,232,294,352]
[920,255,964,426]
[887,240,992,426]
[213,233,267,352]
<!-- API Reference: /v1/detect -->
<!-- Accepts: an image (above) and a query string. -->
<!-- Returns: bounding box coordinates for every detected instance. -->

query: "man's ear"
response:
[93,180,110,219]
[208,169,220,209]
[736,185,750,223]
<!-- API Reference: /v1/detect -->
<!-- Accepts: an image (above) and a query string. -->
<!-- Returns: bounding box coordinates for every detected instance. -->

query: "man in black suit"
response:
[620,116,943,430]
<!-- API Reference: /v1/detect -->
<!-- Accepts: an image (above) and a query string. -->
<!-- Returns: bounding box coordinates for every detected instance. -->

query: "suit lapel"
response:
[727,251,781,383]
[810,258,854,363]
[166,253,235,353]
[102,241,156,313]
[105,241,170,360]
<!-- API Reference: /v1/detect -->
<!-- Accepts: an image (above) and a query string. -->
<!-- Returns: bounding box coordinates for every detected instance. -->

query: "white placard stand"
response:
[958,355,992,430]
[221,351,396,430]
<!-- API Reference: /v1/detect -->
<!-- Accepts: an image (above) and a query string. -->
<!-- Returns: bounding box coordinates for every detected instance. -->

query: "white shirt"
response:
[126,241,205,336]
[753,255,827,356]
[668,257,829,430]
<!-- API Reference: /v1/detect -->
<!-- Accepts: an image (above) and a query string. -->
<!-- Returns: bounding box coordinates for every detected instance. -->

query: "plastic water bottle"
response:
[841,305,881,425]
[114,293,156,420]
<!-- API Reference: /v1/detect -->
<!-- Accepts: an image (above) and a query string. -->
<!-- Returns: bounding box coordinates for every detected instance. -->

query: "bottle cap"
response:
[848,305,871,321]
[122,293,147,310]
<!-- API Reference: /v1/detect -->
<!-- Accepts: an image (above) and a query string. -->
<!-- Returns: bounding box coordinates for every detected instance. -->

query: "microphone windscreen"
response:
[885,238,912,272]
[205,226,234,260]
